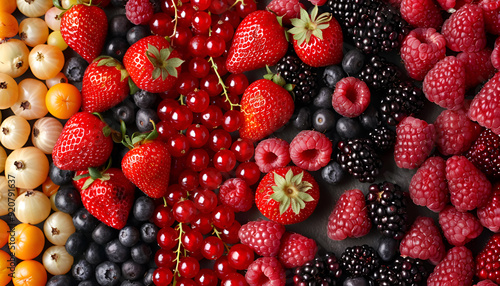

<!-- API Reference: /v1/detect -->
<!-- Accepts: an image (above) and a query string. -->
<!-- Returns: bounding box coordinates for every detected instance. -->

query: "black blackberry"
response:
[366,181,408,240]
[356,55,401,92]
[327,0,410,54]
[293,253,342,286]
[379,81,425,126]
[368,126,396,152]
[336,138,382,183]
[276,54,319,104]
[371,265,399,286]
[390,256,428,285]
[466,128,500,180]
[341,245,380,278]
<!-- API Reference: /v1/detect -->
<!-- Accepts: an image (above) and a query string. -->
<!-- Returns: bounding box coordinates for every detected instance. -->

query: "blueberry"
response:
[336,117,363,139]
[342,49,366,75]
[73,208,99,233]
[54,185,81,215]
[66,232,89,257]
[96,261,122,286]
[143,268,155,286]
[313,87,333,109]
[47,275,76,286]
[63,56,88,82]
[121,260,145,281]
[313,108,336,132]
[323,65,345,89]
[119,226,140,247]
[140,222,158,244]
[321,161,345,185]
[79,281,99,286]
[105,239,130,263]
[133,196,155,221]
[130,243,152,265]
[377,236,399,262]
[291,107,312,130]
[92,223,118,245]
[112,98,136,124]
[72,258,94,281]
[104,38,130,62]
[343,277,369,286]
[121,281,144,286]
[358,106,379,131]
[49,162,75,186]
[85,242,105,265]
[133,90,158,109]
[127,26,151,46]
[136,108,160,133]
[109,15,133,38]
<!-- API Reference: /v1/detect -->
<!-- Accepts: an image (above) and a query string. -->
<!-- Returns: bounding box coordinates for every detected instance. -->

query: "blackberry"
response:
[327,0,410,54]
[293,253,342,286]
[336,138,382,183]
[366,182,408,240]
[356,55,401,92]
[371,265,399,286]
[341,245,380,277]
[276,54,319,104]
[466,128,500,180]
[373,257,428,285]
[368,126,396,152]
[379,81,425,126]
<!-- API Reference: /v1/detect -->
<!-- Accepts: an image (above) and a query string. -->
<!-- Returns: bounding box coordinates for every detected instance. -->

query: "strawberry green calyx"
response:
[263,66,294,93]
[94,56,129,82]
[270,168,315,215]
[73,160,112,190]
[120,119,159,149]
[145,44,184,81]
[288,6,332,46]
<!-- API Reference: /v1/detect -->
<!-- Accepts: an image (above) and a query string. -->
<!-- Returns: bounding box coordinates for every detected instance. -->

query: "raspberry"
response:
[475,280,499,286]
[423,56,466,111]
[468,71,500,135]
[446,155,492,212]
[438,205,483,246]
[308,0,327,5]
[400,0,443,29]
[218,178,254,213]
[245,257,286,286]
[394,116,436,169]
[327,189,371,241]
[266,0,304,24]
[457,49,495,89]
[481,0,500,35]
[409,156,449,213]
[492,38,500,70]
[400,216,446,265]
[400,28,446,81]
[466,128,500,180]
[238,220,286,257]
[254,138,291,173]
[278,232,317,268]
[436,0,473,10]
[289,130,332,172]
[125,0,154,25]
[476,233,500,284]
[441,4,487,53]
[434,109,482,156]
[427,246,474,286]
[477,183,500,232]
[331,77,371,118]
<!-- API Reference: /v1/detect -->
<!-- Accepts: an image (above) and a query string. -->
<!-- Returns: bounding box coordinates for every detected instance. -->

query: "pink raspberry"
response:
[423,56,466,111]
[477,183,500,232]
[289,130,332,172]
[475,280,499,286]
[218,178,254,213]
[441,4,487,52]
[238,220,286,257]
[468,71,500,135]
[308,0,327,5]
[436,0,473,10]
[427,246,474,286]
[254,138,291,173]
[481,0,500,35]
[400,0,443,29]
[400,28,446,81]
[394,116,436,169]
[278,232,317,269]
[457,49,495,89]
[266,0,304,24]
[409,156,449,213]
[331,77,371,118]
[245,257,286,286]
[400,216,446,265]
[446,155,492,212]
[492,37,500,70]
[434,109,482,156]
[438,205,483,246]
[125,0,154,25]
[327,189,371,241]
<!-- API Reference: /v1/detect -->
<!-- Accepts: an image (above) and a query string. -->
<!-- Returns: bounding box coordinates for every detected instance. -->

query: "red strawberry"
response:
[476,233,500,284]
[327,189,372,240]
[52,112,113,171]
[73,168,135,229]
[226,10,288,74]
[60,4,107,63]
[288,6,343,67]
[123,35,183,93]
[239,78,294,142]
[255,166,319,225]
[81,56,130,113]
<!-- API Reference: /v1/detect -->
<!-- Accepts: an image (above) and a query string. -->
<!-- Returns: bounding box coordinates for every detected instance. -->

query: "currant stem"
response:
[212,226,231,253]
[169,0,179,39]
[230,0,245,9]
[208,57,240,110]
[173,222,185,280]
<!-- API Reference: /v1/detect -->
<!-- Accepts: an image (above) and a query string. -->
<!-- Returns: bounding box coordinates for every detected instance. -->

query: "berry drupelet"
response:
[293,253,343,286]
[368,126,396,152]
[372,256,429,285]
[355,55,401,92]
[341,245,381,278]
[379,81,425,126]
[336,138,382,183]
[276,54,319,105]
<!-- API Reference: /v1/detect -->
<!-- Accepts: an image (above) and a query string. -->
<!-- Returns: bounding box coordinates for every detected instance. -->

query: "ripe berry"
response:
[179,256,200,279]
[173,200,198,224]
[227,244,254,270]
[202,236,225,260]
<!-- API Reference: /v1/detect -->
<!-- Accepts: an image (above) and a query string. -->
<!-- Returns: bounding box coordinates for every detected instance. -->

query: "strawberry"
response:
[476,233,500,284]
[239,78,294,142]
[288,6,343,67]
[226,10,288,74]
[255,166,319,225]
[52,112,113,171]
[73,167,135,229]
[123,35,183,93]
[60,4,107,63]
[81,56,130,113]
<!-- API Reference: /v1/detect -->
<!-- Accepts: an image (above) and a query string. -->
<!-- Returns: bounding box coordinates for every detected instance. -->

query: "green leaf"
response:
[152,67,162,80]
[291,199,301,214]
[132,134,147,145]
[128,78,138,95]
[317,23,330,30]
[285,169,294,184]
[279,196,290,214]
[167,58,184,69]
[270,189,286,202]
[160,47,172,62]
[82,177,95,190]
[73,173,90,181]
[273,172,286,188]
[310,6,318,22]
[312,28,323,40]
[297,192,314,202]
[100,173,111,182]
[88,167,102,180]
[147,44,161,59]
[299,6,309,21]
[296,197,306,209]
[97,57,117,67]
[291,171,303,185]
[165,66,178,78]
[102,126,111,137]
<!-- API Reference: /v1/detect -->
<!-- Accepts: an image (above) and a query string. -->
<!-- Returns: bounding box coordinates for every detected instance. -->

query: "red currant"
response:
[186,148,210,172]
[173,199,198,224]
[199,167,223,190]
[192,189,218,213]
[188,57,211,79]
[186,124,210,148]
[200,105,223,129]
[208,129,232,151]
[157,226,179,249]
[157,120,177,142]
[160,0,176,16]
[191,0,211,11]
[151,204,175,228]
[178,4,195,27]
[191,11,211,34]
[225,73,248,95]
[230,138,254,162]
[171,105,193,131]
[234,0,256,18]
[186,89,210,112]
[179,256,200,279]
[194,268,218,286]
[205,35,226,58]
[214,255,237,279]
[181,227,204,252]
[176,72,199,95]
[157,98,179,121]
[178,169,199,191]
[219,220,241,244]
[171,24,193,48]
[200,74,223,97]
[219,10,240,29]
[221,273,247,286]
[191,213,213,235]
[149,13,174,37]
[210,56,228,76]
[167,133,190,157]
[153,267,174,285]
[212,21,234,43]
[155,248,176,268]
[165,184,188,206]
[227,244,254,270]
[213,149,236,172]
[235,161,261,185]
[188,35,208,57]
[201,236,225,260]
[222,110,243,132]
[208,0,228,14]
[211,205,235,229]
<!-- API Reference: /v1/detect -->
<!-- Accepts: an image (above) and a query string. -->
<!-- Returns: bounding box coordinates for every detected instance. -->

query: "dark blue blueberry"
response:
[63,56,88,82]
[323,65,345,89]
[291,107,312,130]
[96,261,122,286]
[73,208,99,233]
[104,38,129,62]
[143,268,155,286]
[358,106,379,131]
[92,223,118,245]
[109,15,132,38]
[85,242,106,265]
[377,236,399,263]
[133,196,155,221]
[54,185,81,215]
[47,275,76,286]
[119,226,140,247]
[127,26,151,46]
[49,162,75,186]
[121,281,144,286]
[66,232,89,257]
[121,260,145,281]
[313,87,333,109]
[344,277,369,286]
[140,222,158,244]
[136,108,160,133]
[313,108,336,132]
[105,239,130,263]
[336,117,363,139]
[321,161,345,185]
[112,98,136,124]
[72,258,94,281]
[133,90,158,109]
[342,49,366,75]
[79,280,99,286]
[130,243,152,265]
